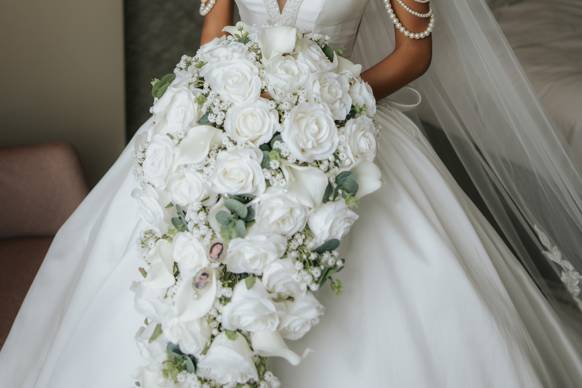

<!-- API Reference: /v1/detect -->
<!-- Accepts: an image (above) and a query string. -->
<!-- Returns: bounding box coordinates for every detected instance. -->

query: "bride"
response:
[2,0,582,387]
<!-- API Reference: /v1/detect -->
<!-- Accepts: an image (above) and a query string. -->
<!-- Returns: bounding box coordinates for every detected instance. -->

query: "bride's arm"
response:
[200,0,234,45]
[361,0,432,100]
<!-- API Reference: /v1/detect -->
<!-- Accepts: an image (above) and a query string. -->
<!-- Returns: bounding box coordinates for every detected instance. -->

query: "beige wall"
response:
[0,0,125,185]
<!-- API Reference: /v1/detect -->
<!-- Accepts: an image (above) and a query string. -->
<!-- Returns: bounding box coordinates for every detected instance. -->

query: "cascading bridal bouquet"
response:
[132,22,382,388]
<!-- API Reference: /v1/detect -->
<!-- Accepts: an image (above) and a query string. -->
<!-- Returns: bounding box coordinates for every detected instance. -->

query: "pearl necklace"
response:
[395,0,432,18]
[383,0,435,40]
[199,0,216,16]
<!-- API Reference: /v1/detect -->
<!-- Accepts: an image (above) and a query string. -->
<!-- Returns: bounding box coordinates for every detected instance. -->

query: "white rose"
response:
[224,98,280,146]
[282,164,328,208]
[167,170,209,207]
[350,79,377,116]
[351,161,382,199]
[211,147,266,195]
[259,25,297,60]
[254,188,309,237]
[222,281,279,333]
[198,39,249,64]
[163,318,211,355]
[197,333,258,385]
[282,103,339,162]
[262,258,303,296]
[296,38,337,73]
[174,268,217,321]
[308,199,359,248]
[151,85,201,136]
[264,55,309,100]
[173,232,209,272]
[202,59,261,105]
[277,292,324,340]
[342,116,377,165]
[132,186,167,232]
[142,134,175,189]
[312,72,352,121]
[226,234,287,275]
[176,125,223,167]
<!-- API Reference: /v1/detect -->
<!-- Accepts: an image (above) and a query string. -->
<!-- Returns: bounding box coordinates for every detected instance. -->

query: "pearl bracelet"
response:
[383,0,435,40]
[199,0,217,16]
[395,0,432,18]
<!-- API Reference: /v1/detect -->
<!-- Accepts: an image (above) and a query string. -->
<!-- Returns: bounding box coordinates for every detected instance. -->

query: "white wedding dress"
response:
[1,0,582,387]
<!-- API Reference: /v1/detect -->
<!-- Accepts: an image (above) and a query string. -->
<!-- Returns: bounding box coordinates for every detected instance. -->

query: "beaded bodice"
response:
[235,0,371,57]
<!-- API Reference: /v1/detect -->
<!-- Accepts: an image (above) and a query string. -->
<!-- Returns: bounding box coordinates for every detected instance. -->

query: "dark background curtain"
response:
[123,0,204,140]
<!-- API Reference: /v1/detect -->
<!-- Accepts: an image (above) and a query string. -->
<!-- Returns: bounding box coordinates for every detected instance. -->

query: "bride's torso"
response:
[235,0,371,56]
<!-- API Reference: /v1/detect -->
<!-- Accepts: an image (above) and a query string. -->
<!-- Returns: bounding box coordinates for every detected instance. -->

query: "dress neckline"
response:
[263,0,304,26]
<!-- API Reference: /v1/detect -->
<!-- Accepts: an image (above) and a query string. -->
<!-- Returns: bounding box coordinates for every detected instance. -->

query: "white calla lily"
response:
[337,55,362,77]
[174,268,217,321]
[251,330,303,366]
[176,125,223,167]
[283,164,329,208]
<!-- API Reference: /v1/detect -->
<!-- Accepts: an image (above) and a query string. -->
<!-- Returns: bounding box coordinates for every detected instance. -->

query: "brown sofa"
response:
[0,143,88,347]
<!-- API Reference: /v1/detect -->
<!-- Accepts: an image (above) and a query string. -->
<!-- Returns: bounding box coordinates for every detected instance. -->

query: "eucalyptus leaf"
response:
[335,171,359,196]
[184,356,196,373]
[244,206,256,222]
[151,73,175,99]
[234,219,247,238]
[171,217,188,232]
[323,182,334,203]
[198,112,211,125]
[314,239,340,253]
[216,210,234,226]
[224,198,248,219]
[322,45,335,62]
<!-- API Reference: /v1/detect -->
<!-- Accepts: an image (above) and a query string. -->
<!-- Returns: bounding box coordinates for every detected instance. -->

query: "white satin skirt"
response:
[1,102,581,387]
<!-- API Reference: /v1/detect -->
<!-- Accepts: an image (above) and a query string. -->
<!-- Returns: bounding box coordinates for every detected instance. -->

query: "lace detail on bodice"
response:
[263,0,304,26]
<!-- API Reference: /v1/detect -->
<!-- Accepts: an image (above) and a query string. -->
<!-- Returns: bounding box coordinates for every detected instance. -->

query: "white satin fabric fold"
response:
[272,102,582,387]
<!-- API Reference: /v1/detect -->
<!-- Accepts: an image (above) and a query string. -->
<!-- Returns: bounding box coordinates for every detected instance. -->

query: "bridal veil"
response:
[355,0,582,328]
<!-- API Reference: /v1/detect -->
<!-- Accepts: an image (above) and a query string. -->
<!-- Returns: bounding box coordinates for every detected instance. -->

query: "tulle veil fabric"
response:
[354,0,582,323]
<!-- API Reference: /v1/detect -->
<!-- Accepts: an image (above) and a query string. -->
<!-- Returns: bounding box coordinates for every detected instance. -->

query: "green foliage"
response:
[245,276,257,290]
[171,216,188,232]
[216,210,234,226]
[314,239,340,254]
[162,343,197,383]
[322,182,334,203]
[149,323,163,343]
[321,44,335,62]
[224,198,248,219]
[335,171,359,196]
[198,112,211,125]
[151,73,175,99]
